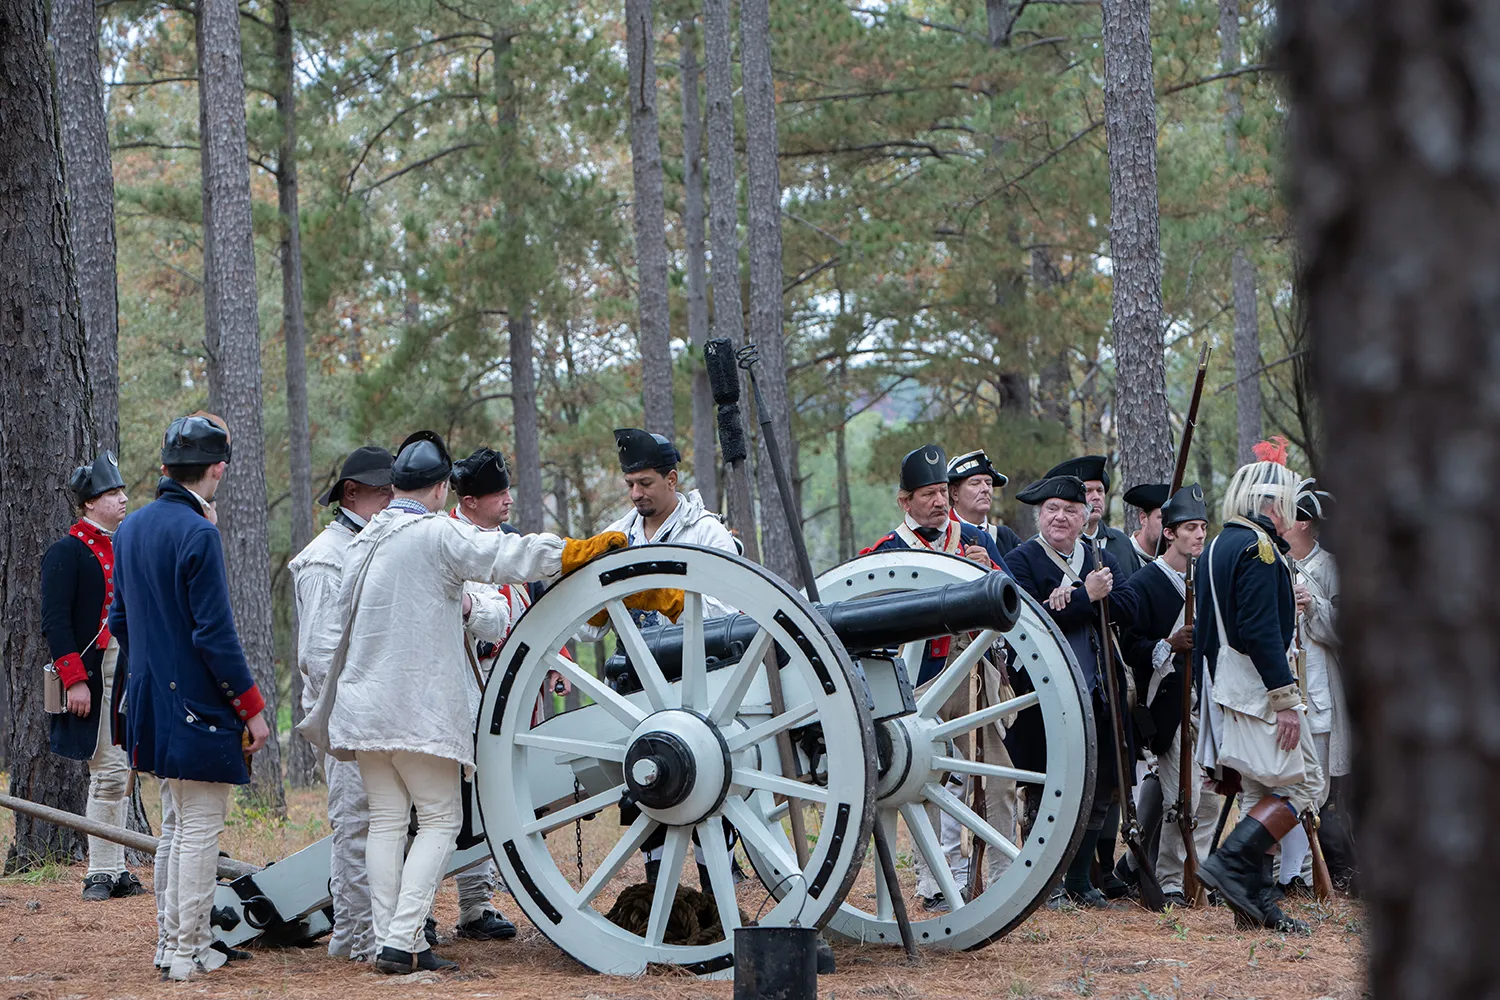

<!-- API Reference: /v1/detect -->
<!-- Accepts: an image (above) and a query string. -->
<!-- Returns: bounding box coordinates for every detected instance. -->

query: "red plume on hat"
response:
[1251,435,1290,466]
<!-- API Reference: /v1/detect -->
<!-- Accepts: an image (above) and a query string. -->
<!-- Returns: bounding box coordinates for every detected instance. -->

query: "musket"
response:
[1292,564,1334,902]
[1178,562,1207,906]
[965,664,989,903]
[1172,344,1211,496]
[1093,543,1166,911]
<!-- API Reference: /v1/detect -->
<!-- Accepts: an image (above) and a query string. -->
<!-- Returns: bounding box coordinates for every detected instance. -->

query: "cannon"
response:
[474,544,1095,976]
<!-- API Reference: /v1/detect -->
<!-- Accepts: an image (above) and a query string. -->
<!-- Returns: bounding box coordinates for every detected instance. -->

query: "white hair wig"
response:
[1220,460,1299,526]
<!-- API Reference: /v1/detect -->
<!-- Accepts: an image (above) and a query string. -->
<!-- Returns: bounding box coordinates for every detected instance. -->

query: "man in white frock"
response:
[301,430,626,974]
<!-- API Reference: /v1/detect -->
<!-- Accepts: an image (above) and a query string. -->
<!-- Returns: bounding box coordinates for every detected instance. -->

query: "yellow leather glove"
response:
[561,531,628,576]
[586,588,687,628]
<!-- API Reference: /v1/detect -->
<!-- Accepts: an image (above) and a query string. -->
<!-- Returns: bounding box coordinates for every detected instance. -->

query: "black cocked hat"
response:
[1015,475,1088,506]
[615,428,679,474]
[1122,483,1171,513]
[391,431,452,491]
[451,447,512,497]
[946,449,1008,488]
[1045,455,1109,492]
[161,413,232,466]
[70,451,126,503]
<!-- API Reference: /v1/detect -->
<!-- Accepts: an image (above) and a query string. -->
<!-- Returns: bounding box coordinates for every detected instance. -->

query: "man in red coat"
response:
[41,451,142,901]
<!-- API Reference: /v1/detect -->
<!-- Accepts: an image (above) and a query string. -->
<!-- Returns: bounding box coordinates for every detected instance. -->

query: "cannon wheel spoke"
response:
[679,592,708,712]
[900,801,965,912]
[915,629,1000,719]
[708,626,774,725]
[928,691,1041,743]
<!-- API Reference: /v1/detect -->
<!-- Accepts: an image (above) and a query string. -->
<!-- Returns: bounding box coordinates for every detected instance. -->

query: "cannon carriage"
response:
[473,544,1096,976]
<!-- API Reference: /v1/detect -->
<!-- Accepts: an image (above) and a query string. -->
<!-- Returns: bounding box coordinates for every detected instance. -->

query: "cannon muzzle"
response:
[605,567,1020,685]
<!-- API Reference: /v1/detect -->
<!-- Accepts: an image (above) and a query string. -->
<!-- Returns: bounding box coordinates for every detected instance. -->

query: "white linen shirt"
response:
[325,505,565,768]
[287,518,358,714]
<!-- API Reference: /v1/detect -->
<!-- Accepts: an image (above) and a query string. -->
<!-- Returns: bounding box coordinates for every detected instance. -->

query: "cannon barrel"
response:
[607,568,1020,682]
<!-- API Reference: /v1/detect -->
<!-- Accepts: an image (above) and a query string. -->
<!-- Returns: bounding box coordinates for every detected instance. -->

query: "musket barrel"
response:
[0,791,260,880]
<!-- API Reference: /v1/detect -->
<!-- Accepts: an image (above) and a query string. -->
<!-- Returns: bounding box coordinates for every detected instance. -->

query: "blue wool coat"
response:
[1193,514,1296,694]
[109,478,264,784]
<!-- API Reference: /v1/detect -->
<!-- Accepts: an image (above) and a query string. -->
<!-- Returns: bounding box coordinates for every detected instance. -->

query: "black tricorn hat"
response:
[900,445,948,492]
[1161,483,1209,527]
[946,449,1008,488]
[451,447,511,497]
[1296,479,1335,521]
[1122,483,1171,513]
[1015,475,1088,506]
[1045,455,1110,492]
[70,451,126,503]
[318,445,395,506]
[615,428,680,474]
[161,412,232,466]
[391,431,452,491]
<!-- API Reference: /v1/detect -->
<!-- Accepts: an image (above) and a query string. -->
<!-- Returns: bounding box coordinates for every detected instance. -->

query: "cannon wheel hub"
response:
[624,710,730,825]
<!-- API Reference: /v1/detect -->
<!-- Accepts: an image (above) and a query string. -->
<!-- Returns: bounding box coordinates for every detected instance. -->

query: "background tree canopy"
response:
[96,0,1302,728]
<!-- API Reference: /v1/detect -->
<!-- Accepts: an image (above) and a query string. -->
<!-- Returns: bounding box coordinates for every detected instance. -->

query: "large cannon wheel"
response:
[742,551,1096,950]
[474,545,876,977]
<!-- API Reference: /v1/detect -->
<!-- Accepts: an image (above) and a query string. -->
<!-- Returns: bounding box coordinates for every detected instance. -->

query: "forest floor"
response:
[1,787,1367,1000]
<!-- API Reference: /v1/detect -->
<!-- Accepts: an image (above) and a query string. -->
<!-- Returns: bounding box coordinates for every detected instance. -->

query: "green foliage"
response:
[100,0,1301,682]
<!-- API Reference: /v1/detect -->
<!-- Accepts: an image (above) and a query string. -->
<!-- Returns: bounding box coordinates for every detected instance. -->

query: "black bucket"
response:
[733,925,819,1000]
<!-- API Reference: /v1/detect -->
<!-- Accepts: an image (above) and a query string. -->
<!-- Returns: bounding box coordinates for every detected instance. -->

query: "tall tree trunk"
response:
[1286,4,1500,995]
[680,15,717,511]
[199,0,284,811]
[1219,0,1262,464]
[51,0,154,848]
[627,0,675,441]
[51,0,118,454]
[275,0,317,789]
[702,0,757,561]
[510,310,544,534]
[2,0,92,869]
[1100,0,1172,510]
[196,1,218,396]
[739,0,797,583]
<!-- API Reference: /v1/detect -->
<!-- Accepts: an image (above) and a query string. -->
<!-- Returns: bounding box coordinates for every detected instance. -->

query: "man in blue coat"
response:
[1193,458,1322,935]
[110,414,271,981]
[1004,474,1139,906]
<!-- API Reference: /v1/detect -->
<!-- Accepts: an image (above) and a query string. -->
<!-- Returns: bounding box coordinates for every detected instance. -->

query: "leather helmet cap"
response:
[391,430,452,490]
[161,414,232,466]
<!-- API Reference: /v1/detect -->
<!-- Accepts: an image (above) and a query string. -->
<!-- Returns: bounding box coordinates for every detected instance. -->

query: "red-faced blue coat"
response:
[108,478,264,784]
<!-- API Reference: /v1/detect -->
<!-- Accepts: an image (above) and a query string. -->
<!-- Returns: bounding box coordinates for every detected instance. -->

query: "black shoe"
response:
[375,947,459,975]
[82,872,115,901]
[111,870,147,898]
[1063,886,1109,909]
[919,892,950,913]
[423,917,439,948]
[1113,853,1140,887]
[210,941,253,962]
[456,909,517,941]
[816,935,836,975]
[1099,870,1132,900]
[1162,891,1187,908]
[1197,815,1278,928]
[1281,876,1315,900]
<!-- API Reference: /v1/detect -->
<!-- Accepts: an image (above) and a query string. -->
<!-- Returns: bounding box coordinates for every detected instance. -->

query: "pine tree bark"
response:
[680,16,718,511]
[702,0,757,561]
[198,0,284,811]
[1285,3,1500,994]
[511,310,544,534]
[627,0,675,441]
[197,1,218,387]
[739,0,798,583]
[1219,0,1262,464]
[2,0,92,869]
[51,0,118,455]
[275,0,317,789]
[1100,0,1172,505]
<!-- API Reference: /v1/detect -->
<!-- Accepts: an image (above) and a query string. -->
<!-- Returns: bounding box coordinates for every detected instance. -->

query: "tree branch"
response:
[1161,64,1272,96]
[343,92,484,195]
[108,76,199,88]
[352,142,485,195]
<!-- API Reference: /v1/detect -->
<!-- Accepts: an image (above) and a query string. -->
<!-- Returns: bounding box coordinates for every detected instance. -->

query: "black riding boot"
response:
[1198,819,1276,926]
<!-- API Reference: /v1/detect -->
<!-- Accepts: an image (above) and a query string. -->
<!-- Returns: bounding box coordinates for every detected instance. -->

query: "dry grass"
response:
[0,777,1366,1000]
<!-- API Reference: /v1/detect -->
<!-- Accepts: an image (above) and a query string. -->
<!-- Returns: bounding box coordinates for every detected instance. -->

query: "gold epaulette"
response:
[1227,516,1278,565]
